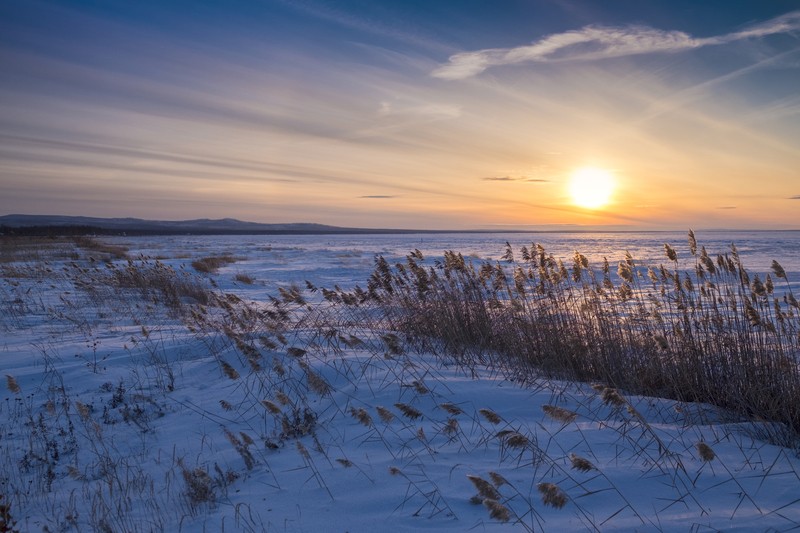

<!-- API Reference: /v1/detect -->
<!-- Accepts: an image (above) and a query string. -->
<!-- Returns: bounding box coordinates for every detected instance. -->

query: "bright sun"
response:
[568,167,615,209]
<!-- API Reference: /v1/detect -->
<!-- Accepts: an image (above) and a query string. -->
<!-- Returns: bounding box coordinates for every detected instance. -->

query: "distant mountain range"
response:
[0,214,435,235]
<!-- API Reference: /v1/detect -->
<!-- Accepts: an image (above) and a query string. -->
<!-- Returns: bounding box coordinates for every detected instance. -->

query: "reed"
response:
[364,232,800,444]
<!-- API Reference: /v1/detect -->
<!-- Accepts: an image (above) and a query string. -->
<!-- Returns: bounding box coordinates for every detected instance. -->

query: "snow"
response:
[2,234,799,532]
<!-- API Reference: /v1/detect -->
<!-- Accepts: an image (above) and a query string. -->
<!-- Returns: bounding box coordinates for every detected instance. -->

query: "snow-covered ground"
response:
[2,234,799,532]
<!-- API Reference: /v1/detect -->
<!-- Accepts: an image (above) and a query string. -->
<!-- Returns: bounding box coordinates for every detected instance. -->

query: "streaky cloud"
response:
[360,195,396,199]
[432,10,800,79]
[482,176,550,182]
[789,195,800,200]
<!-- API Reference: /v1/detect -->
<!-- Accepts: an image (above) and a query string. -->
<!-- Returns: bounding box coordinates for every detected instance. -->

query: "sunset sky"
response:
[1,1,799,230]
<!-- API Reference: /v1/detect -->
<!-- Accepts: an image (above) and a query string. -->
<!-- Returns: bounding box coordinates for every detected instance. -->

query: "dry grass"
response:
[364,234,800,444]
[234,272,255,284]
[191,255,237,273]
[3,233,800,531]
[72,236,129,260]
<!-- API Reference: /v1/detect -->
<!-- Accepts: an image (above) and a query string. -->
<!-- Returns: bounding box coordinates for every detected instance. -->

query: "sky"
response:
[1,0,799,230]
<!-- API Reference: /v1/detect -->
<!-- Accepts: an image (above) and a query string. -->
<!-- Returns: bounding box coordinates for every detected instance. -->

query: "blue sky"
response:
[1,0,799,229]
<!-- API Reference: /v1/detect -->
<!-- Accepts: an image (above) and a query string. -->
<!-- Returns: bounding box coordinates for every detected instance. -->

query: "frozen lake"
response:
[108,230,800,292]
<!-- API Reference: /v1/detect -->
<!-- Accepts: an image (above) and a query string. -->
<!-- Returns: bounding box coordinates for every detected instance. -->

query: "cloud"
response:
[789,195,800,200]
[378,101,461,119]
[717,206,738,210]
[482,176,549,182]
[433,11,800,79]
[360,195,396,199]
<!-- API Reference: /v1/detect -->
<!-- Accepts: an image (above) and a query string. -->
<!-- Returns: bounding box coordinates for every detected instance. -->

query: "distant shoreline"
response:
[1,215,797,236]
[2,224,799,238]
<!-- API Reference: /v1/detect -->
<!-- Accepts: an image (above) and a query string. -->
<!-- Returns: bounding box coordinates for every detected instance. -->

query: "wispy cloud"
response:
[789,195,800,200]
[360,195,396,199]
[378,101,461,119]
[482,176,550,182]
[433,11,800,79]
[717,206,738,210]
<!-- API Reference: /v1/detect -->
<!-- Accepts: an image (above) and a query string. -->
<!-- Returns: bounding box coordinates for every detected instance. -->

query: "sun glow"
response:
[568,167,615,209]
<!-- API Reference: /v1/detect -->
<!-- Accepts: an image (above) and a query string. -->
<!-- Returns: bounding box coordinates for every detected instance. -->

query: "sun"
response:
[568,167,615,209]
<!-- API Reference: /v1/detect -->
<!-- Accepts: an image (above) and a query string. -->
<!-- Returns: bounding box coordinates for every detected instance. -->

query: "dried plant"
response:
[376,406,395,424]
[5,374,20,395]
[499,431,529,449]
[483,498,511,522]
[600,387,626,407]
[220,360,240,380]
[394,403,423,420]
[179,461,216,507]
[349,407,372,427]
[696,442,716,462]
[439,402,464,416]
[542,404,578,423]
[488,471,509,488]
[467,474,501,501]
[262,400,283,415]
[302,364,331,396]
[479,408,502,425]
[538,482,568,509]
[569,453,596,472]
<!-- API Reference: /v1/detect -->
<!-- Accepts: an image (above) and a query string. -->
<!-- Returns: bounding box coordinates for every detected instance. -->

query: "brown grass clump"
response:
[5,375,20,395]
[295,441,311,460]
[483,498,511,522]
[220,360,240,380]
[467,474,501,501]
[275,391,291,406]
[479,408,502,424]
[72,236,129,260]
[100,257,212,309]
[225,429,255,470]
[696,442,716,462]
[498,431,529,449]
[439,402,464,416]
[234,272,255,284]
[538,482,568,509]
[191,255,237,274]
[410,380,429,395]
[376,406,395,424]
[569,453,596,472]
[600,387,626,407]
[262,400,282,415]
[443,418,459,436]
[349,407,372,427]
[394,403,423,420]
[542,404,578,423]
[179,462,216,506]
[74,401,91,421]
[488,471,509,488]
[302,364,331,396]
